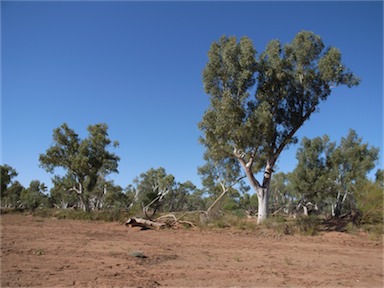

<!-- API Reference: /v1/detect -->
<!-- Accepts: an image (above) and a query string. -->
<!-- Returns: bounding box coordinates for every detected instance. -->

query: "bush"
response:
[294,215,321,236]
[260,215,322,236]
[261,215,295,235]
[355,182,383,226]
[31,208,135,223]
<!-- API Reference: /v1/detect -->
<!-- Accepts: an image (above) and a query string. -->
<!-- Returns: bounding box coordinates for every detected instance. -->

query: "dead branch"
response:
[142,195,161,221]
[206,175,246,215]
[126,212,197,231]
[272,204,287,216]
[125,217,166,230]
[156,213,197,229]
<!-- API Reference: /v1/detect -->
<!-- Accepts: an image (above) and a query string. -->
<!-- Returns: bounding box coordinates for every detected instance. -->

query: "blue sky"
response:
[2,1,383,190]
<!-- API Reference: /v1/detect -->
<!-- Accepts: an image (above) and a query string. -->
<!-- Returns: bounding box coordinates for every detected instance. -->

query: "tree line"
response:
[1,31,382,226]
[1,124,381,226]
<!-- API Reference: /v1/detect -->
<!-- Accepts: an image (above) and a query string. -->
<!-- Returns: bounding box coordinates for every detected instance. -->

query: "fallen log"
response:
[156,213,197,229]
[125,217,166,230]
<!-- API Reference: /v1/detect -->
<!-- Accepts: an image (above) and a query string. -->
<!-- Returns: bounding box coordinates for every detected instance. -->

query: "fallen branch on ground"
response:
[125,217,166,230]
[125,213,197,230]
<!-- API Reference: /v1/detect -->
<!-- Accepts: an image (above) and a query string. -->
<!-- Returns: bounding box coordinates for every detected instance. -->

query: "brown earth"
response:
[1,214,383,287]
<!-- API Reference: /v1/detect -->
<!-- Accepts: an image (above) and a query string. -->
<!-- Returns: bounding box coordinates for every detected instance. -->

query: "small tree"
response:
[1,164,18,193]
[0,164,23,208]
[289,136,335,216]
[269,172,293,215]
[355,180,383,226]
[20,180,49,210]
[198,155,248,217]
[329,130,379,217]
[199,31,359,223]
[39,123,120,211]
[288,130,379,217]
[101,181,128,211]
[161,180,198,212]
[49,175,79,209]
[131,167,175,218]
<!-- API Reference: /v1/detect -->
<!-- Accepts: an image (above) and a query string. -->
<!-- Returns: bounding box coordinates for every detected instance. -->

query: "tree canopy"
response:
[199,31,360,223]
[39,123,120,211]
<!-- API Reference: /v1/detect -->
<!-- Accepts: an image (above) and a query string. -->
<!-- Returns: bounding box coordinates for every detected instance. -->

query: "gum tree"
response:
[0,164,24,208]
[131,167,175,218]
[199,31,360,223]
[329,130,379,217]
[289,136,336,216]
[39,123,120,211]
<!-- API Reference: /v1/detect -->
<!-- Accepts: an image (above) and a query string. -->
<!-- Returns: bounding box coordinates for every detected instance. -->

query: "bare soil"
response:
[1,214,383,287]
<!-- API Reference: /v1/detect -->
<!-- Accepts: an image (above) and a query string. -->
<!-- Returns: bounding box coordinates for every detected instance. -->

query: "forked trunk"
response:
[238,154,274,225]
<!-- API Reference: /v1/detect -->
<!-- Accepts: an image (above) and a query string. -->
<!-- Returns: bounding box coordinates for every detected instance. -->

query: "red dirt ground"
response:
[1,214,383,287]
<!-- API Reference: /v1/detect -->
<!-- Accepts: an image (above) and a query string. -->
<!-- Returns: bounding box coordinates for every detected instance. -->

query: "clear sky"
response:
[2,1,383,191]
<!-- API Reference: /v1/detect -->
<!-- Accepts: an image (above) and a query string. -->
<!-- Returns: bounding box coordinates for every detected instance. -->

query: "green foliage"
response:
[269,172,292,213]
[133,167,175,207]
[261,215,321,236]
[355,181,383,226]
[163,180,198,212]
[20,180,50,210]
[1,181,24,208]
[185,188,207,211]
[32,208,134,223]
[375,169,384,188]
[1,164,18,193]
[201,212,254,230]
[288,130,379,218]
[331,130,379,190]
[49,175,79,209]
[130,167,204,214]
[200,31,359,172]
[39,123,120,211]
[199,31,360,222]
[289,136,335,210]
[1,165,24,208]
[294,215,321,236]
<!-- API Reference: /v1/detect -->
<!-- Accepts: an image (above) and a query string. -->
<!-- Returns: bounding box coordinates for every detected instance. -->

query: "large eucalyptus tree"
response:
[199,31,360,223]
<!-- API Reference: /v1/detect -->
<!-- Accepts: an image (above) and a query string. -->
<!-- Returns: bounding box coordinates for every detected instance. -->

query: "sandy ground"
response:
[1,214,383,287]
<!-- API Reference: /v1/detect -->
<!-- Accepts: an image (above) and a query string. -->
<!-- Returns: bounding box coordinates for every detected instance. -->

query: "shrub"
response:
[294,215,321,236]
[261,215,295,235]
[31,208,134,223]
[355,182,383,226]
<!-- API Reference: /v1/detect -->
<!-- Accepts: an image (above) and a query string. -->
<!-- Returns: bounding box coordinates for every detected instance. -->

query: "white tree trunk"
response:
[256,186,269,224]
[236,150,274,225]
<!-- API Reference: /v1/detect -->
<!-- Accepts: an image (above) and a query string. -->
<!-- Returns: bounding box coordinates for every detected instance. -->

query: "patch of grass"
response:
[234,256,242,262]
[0,207,28,215]
[294,215,321,236]
[284,256,294,265]
[34,248,46,256]
[364,225,384,240]
[259,214,323,236]
[204,213,255,230]
[261,215,294,235]
[24,208,341,239]
[30,208,135,223]
[32,208,55,218]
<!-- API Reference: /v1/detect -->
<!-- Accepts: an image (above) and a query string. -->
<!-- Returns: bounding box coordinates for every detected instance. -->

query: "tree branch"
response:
[68,182,82,195]
[271,105,316,166]
[206,175,246,214]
